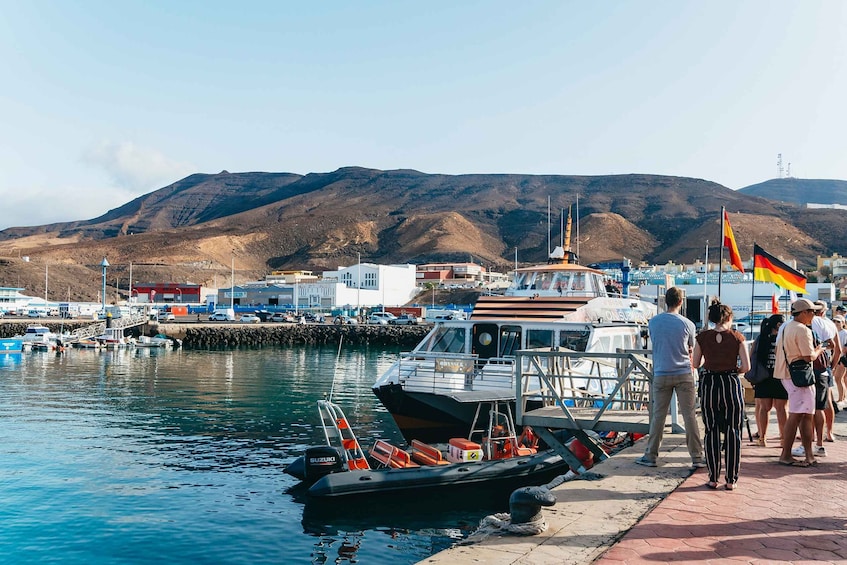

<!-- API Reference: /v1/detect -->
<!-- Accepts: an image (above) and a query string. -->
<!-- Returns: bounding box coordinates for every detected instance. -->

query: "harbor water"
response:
[0,346,505,565]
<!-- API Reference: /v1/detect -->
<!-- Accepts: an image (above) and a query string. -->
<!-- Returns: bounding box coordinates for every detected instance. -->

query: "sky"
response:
[2,1,846,230]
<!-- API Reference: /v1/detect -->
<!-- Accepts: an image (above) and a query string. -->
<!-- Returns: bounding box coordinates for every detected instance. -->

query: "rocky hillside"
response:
[739,178,847,205]
[0,168,844,302]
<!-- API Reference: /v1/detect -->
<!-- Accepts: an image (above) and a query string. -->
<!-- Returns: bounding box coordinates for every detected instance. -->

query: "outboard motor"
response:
[304,446,343,482]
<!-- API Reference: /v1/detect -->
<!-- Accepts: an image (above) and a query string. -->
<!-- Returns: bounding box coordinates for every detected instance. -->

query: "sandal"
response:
[725,483,737,491]
[706,481,718,489]
[778,459,809,467]
[755,436,767,447]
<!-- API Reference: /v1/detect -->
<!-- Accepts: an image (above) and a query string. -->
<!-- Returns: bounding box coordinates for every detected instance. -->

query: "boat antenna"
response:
[575,193,580,261]
[547,195,551,257]
[327,334,344,402]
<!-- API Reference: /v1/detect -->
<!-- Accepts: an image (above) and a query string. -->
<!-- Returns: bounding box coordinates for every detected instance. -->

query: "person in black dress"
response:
[753,314,786,447]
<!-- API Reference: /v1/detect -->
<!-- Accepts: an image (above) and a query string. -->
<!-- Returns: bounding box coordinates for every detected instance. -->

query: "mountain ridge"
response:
[0,168,843,302]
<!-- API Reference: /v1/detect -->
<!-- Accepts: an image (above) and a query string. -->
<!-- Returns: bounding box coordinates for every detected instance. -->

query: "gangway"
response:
[69,323,106,342]
[515,348,678,472]
[65,314,148,343]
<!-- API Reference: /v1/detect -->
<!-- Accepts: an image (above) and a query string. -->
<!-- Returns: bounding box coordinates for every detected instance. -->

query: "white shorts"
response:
[781,378,815,415]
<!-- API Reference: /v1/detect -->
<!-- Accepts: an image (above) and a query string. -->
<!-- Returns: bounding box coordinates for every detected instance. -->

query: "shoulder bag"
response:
[744,337,768,385]
[783,341,814,388]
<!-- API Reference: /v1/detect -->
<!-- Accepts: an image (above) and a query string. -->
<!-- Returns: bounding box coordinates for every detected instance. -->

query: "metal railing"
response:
[515,348,680,432]
[396,352,521,394]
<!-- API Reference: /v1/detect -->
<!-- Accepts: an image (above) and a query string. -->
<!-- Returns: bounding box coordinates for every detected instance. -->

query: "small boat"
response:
[96,327,134,349]
[18,324,58,350]
[0,338,24,354]
[135,335,173,348]
[284,399,572,498]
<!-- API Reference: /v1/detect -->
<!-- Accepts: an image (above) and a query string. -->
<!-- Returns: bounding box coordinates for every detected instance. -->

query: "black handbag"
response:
[783,340,815,388]
[744,337,769,385]
[788,360,814,387]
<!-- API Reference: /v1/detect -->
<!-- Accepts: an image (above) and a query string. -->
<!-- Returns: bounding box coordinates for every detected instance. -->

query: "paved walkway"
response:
[596,410,847,565]
[424,406,847,565]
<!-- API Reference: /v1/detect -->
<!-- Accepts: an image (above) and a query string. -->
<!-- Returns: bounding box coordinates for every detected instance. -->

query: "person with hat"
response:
[773,298,827,467]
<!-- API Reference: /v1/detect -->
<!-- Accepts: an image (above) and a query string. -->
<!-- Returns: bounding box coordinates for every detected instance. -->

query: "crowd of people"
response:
[637,287,844,490]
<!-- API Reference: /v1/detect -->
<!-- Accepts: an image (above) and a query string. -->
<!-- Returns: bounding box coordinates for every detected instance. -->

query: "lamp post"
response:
[100,257,110,315]
[176,288,182,303]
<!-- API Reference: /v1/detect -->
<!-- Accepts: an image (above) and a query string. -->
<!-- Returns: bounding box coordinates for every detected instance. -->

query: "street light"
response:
[100,257,110,315]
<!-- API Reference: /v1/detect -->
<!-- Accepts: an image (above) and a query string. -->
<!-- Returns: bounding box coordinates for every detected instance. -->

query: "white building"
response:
[320,263,419,309]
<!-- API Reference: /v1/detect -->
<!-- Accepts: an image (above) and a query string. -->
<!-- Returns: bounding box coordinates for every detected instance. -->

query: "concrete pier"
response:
[424,409,847,564]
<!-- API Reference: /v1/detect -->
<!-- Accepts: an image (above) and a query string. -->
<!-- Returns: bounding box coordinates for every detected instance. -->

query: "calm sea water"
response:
[0,346,504,565]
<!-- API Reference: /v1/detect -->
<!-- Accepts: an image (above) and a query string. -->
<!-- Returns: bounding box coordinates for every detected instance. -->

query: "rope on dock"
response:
[478,512,548,536]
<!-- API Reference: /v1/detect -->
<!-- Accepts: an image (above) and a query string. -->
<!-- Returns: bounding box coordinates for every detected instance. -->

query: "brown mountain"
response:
[0,167,843,302]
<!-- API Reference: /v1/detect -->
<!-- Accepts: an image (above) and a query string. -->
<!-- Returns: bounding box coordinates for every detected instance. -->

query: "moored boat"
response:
[0,338,24,354]
[372,243,656,443]
[96,327,134,349]
[284,399,573,498]
[135,334,174,348]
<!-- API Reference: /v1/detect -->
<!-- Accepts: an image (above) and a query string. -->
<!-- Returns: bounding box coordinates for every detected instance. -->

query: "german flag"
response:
[753,244,806,293]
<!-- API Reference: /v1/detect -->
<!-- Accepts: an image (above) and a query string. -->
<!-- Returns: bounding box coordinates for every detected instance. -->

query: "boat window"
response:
[571,272,586,292]
[428,327,467,354]
[558,329,589,352]
[499,325,522,357]
[527,329,553,349]
[514,272,530,290]
[551,272,568,294]
[537,272,552,291]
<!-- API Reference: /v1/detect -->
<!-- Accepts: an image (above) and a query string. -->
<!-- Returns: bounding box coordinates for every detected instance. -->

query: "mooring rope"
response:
[478,512,548,536]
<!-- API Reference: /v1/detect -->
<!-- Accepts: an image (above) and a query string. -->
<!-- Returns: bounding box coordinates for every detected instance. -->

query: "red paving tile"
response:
[594,429,847,565]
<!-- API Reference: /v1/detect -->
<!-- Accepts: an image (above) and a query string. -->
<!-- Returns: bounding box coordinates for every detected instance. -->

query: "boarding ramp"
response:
[516,348,681,469]
[110,313,148,329]
[66,314,148,343]
[69,323,106,341]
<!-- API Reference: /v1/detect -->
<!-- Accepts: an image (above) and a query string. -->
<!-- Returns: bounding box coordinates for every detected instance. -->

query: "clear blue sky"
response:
[2,1,845,230]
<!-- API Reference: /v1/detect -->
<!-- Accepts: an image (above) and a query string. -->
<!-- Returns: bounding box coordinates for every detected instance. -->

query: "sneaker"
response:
[692,460,707,468]
[791,446,805,457]
[634,456,657,467]
[815,446,827,457]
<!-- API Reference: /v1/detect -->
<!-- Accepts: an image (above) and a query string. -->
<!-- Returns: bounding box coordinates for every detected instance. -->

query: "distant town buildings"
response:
[131,283,202,304]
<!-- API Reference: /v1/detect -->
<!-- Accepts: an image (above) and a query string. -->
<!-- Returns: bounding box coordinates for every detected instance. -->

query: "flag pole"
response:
[718,206,725,299]
[749,246,756,339]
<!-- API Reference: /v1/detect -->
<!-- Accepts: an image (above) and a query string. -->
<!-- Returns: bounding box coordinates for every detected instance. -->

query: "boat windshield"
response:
[423,326,467,354]
[559,329,590,352]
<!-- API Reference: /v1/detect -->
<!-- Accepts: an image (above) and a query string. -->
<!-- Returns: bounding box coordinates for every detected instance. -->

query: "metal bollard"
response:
[509,486,556,525]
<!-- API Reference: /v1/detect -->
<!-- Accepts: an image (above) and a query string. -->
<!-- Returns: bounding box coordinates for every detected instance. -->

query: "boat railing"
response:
[515,347,675,435]
[398,351,496,393]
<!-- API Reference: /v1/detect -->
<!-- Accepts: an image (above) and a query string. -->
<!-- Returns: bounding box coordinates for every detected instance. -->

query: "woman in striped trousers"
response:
[692,299,751,490]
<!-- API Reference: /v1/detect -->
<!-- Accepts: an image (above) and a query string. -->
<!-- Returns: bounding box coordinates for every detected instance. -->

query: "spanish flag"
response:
[723,210,744,273]
[753,244,807,293]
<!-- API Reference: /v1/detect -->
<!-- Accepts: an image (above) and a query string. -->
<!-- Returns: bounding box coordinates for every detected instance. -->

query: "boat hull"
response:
[302,450,566,498]
[373,383,543,443]
[0,338,24,354]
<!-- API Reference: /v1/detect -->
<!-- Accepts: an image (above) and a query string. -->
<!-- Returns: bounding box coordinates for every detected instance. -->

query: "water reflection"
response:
[0,345,488,564]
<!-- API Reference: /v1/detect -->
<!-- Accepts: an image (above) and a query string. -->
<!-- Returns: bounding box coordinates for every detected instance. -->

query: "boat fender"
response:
[567,439,594,472]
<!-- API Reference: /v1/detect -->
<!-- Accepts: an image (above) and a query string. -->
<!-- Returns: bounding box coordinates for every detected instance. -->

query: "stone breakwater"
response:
[0,320,432,349]
[177,324,430,349]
